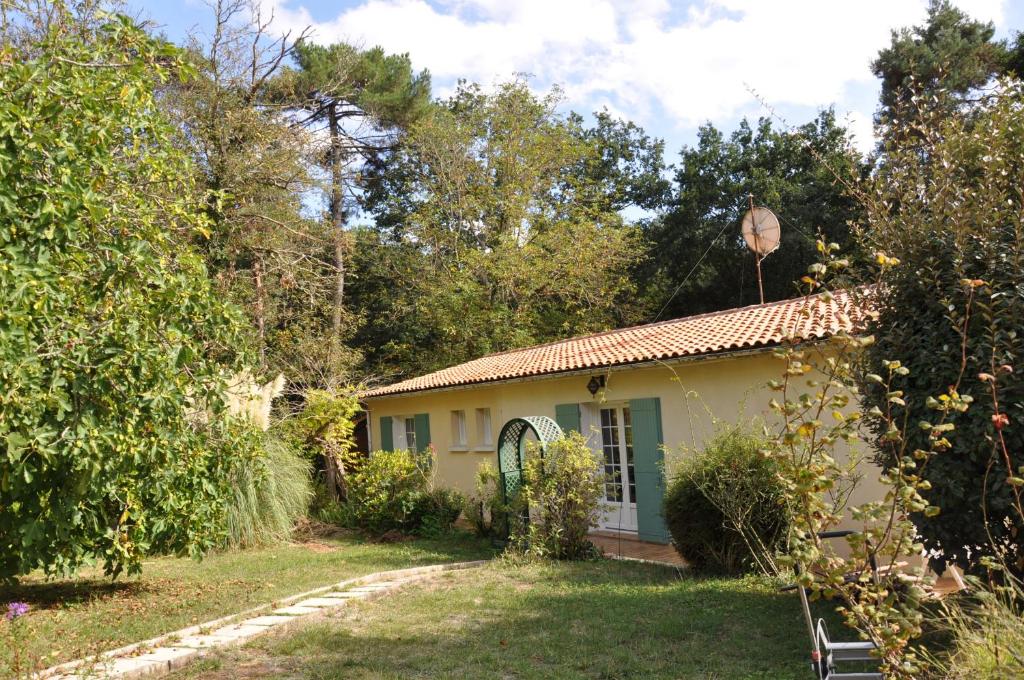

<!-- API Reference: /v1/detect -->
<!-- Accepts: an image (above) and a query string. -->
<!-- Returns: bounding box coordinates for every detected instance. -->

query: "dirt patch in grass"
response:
[296,541,337,554]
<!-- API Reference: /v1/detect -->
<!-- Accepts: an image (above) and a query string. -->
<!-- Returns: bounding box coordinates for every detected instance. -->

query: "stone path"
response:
[38,561,487,680]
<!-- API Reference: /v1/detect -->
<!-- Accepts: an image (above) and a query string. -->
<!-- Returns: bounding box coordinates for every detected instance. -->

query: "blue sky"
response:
[128,0,1022,160]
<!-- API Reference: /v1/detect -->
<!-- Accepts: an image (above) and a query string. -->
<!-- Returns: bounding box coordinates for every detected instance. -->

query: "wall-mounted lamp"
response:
[587,375,606,396]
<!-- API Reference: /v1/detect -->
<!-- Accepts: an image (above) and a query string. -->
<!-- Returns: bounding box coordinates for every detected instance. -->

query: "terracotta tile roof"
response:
[362,290,862,399]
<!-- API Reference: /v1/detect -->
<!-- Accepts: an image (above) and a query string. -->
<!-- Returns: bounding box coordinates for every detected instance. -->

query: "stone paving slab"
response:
[171,634,227,650]
[104,656,165,678]
[348,585,391,593]
[207,623,273,643]
[245,615,298,627]
[293,597,351,608]
[272,604,322,616]
[131,647,199,673]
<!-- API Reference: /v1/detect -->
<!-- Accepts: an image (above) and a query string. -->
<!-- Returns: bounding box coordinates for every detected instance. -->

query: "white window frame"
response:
[404,416,417,452]
[475,407,493,450]
[391,416,417,451]
[451,410,467,449]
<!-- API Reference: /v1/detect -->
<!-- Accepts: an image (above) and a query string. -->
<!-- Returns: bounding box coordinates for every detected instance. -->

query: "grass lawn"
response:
[0,531,494,674]
[171,558,838,680]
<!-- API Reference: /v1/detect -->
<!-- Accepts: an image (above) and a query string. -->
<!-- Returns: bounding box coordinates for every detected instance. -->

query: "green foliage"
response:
[287,42,432,128]
[286,390,361,458]
[223,434,313,549]
[280,38,432,364]
[643,111,863,320]
[342,450,425,534]
[278,388,361,502]
[931,574,1024,678]
[342,449,462,536]
[416,488,466,538]
[463,461,507,539]
[0,10,253,580]
[513,433,604,561]
[765,247,943,677]
[569,109,671,213]
[872,0,1010,123]
[664,425,789,575]
[358,79,646,374]
[857,81,1024,576]
[168,4,342,383]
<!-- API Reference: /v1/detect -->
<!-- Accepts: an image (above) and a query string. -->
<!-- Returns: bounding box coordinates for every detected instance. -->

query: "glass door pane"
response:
[622,407,636,506]
[600,408,622,502]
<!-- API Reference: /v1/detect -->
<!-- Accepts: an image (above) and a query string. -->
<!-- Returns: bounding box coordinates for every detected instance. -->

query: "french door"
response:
[598,406,638,532]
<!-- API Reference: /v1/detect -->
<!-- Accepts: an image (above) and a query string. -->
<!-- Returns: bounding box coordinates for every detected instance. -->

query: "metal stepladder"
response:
[787,530,882,680]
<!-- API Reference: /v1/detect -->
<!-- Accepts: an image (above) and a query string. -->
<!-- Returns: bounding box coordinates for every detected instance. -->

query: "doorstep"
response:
[589,530,685,567]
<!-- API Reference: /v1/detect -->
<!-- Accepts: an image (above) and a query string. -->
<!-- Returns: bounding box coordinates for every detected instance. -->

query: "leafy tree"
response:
[168,1,347,384]
[858,81,1024,576]
[358,80,646,375]
[643,111,863,320]
[0,8,253,579]
[280,40,431,351]
[569,109,671,214]
[872,0,1010,122]
[346,227,436,375]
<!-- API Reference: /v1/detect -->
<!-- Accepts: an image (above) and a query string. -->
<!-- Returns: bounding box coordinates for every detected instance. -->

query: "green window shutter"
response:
[379,416,393,451]
[414,413,431,453]
[554,403,581,435]
[629,397,669,544]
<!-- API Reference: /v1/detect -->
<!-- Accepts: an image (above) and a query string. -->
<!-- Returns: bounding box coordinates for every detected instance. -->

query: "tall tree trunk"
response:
[328,102,346,342]
[253,254,266,368]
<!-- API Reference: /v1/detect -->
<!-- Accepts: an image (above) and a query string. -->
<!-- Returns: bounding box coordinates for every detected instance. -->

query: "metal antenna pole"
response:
[749,194,765,304]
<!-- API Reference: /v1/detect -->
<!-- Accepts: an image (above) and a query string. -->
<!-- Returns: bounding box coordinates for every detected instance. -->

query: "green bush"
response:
[415,488,466,537]
[855,83,1024,576]
[0,12,253,580]
[344,450,427,534]
[341,449,462,536]
[223,434,313,549]
[463,461,507,538]
[280,389,362,499]
[514,432,605,560]
[664,425,790,575]
[930,575,1024,678]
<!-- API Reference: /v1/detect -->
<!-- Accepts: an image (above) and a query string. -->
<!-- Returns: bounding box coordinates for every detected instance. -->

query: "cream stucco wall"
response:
[364,349,887,530]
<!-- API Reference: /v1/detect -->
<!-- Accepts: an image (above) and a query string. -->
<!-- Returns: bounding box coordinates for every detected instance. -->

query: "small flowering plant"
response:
[3,601,35,678]
[5,602,29,621]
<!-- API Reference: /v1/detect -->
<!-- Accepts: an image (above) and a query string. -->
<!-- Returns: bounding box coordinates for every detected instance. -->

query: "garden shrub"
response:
[664,424,789,575]
[0,12,253,580]
[856,85,1024,575]
[929,573,1024,678]
[342,448,462,536]
[513,432,605,560]
[463,461,507,538]
[223,434,313,549]
[281,389,362,500]
[415,488,467,537]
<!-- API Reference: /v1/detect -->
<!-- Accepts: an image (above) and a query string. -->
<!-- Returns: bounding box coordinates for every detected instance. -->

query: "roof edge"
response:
[362,340,803,401]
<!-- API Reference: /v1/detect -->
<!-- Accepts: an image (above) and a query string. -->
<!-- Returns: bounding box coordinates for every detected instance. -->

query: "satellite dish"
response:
[741,206,781,257]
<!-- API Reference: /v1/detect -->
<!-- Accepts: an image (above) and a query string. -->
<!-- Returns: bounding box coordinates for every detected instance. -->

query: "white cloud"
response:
[259,0,1008,132]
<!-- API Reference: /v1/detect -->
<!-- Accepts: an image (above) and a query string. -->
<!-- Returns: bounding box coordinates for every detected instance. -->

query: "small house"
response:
[362,291,880,545]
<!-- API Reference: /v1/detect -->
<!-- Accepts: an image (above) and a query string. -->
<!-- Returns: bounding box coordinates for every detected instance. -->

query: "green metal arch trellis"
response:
[496,416,564,533]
